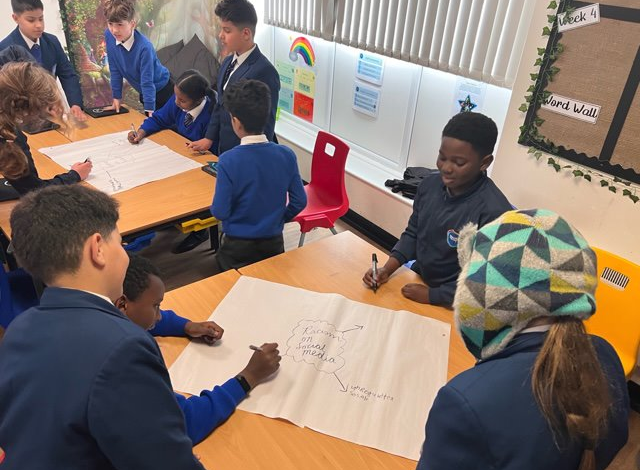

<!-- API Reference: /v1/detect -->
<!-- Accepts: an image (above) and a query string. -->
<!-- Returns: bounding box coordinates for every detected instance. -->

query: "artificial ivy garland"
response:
[518,0,639,203]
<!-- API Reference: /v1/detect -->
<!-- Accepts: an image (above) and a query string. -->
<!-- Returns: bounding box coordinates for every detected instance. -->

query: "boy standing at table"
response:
[0,0,85,121]
[0,185,204,470]
[116,253,281,444]
[363,112,512,307]
[103,0,172,115]
[188,0,280,155]
[211,79,306,272]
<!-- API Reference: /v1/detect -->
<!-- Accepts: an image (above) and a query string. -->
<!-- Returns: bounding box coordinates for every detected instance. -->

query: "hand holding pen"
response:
[363,253,399,292]
[127,124,146,144]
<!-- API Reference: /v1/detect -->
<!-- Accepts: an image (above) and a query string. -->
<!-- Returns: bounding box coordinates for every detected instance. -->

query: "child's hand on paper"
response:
[185,320,224,345]
[239,343,281,389]
[127,129,146,144]
[71,160,92,180]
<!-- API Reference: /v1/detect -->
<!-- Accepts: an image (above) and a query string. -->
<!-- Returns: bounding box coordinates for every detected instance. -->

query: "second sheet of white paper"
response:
[169,276,451,460]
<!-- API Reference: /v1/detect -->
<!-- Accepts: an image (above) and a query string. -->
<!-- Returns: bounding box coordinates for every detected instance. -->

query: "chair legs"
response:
[297,226,338,248]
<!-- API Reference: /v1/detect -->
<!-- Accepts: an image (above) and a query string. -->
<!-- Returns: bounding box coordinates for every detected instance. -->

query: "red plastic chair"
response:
[293,131,350,247]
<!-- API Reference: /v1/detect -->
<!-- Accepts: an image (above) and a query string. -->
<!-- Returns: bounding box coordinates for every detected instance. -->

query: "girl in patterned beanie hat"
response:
[416,209,629,470]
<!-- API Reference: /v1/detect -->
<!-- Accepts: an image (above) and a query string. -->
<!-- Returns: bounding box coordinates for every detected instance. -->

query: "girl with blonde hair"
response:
[0,58,91,195]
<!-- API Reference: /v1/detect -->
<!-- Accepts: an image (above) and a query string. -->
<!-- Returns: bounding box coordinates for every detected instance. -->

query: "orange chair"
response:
[293,131,350,247]
[584,246,640,377]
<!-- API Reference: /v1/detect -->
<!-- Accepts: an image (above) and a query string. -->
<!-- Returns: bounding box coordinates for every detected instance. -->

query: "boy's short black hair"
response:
[223,79,270,135]
[11,0,44,13]
[215,0,258,35]
[442,112,498,158]
[123,253,161,301]
[10,185,119,285]
[175,69,211,103]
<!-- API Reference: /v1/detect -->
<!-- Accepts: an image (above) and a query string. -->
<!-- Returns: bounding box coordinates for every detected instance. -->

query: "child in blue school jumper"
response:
[210,79,307,272]
[103,0,172,115]
[128,69,214,150]
[115,253,281,445]
[0,0,86,121]
[363,112,512,307]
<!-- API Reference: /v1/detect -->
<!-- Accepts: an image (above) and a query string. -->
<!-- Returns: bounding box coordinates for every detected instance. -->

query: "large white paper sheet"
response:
[169,277,451,460]
[39,131,202,194]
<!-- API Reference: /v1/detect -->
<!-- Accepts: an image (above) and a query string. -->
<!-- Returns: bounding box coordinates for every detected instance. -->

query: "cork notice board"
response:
[519,1,640,184]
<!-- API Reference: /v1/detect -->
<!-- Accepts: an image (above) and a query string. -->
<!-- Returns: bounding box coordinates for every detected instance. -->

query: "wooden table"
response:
[0,112,216,238]
[159,232,474,470]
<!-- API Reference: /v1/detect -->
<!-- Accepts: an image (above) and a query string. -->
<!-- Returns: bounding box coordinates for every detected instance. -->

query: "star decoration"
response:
[458,94,477,113]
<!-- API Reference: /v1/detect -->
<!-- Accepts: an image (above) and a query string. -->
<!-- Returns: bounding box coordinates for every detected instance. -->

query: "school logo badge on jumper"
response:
[446,229,459,248]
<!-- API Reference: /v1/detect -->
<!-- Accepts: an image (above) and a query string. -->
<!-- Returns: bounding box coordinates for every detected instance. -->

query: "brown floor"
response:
[609,409,640,470]
[135,220,639,470]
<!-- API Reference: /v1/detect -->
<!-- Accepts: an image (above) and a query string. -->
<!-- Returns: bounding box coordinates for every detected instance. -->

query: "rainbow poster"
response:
[289,37,316,67]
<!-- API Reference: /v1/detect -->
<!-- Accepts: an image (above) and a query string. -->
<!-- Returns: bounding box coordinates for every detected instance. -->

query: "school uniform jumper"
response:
[6,129,80,195]
[205,46,280,155]
[140,95,214,150]
[149,309,247,444]
[0,28,83,107]
[104,29,171,111]
[210,140,307,270]
[0,288,203,470]
[417,332,630,470]
[391,172,511,306]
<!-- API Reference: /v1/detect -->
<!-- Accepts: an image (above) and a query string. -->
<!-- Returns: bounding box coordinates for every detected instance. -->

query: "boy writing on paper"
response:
[0,185,203,469]
[115,253,281,444]
[363,112,512,307]
[210,79,306,271]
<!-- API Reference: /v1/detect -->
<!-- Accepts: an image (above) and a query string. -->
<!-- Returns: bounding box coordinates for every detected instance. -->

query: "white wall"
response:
[0,0,65,46]
[492,1,640,265]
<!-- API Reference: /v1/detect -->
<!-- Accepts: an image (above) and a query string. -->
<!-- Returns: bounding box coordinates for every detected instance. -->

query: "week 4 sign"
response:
[541,93,601,124]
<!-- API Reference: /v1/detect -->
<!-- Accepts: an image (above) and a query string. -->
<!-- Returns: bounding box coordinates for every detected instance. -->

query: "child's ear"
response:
[480,154,494,171]
[88,233,107,268]
[12,13,19,24]
[114,295,128,312]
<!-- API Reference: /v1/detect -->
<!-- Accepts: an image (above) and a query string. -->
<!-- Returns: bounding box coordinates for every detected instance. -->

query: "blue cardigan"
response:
[0,27,83,107]
[140,95,213,150]
[0,288,203,470]
[104,29,170,111]
[150,309,247,444]
[417,332,629,470]
[211,142,307,239]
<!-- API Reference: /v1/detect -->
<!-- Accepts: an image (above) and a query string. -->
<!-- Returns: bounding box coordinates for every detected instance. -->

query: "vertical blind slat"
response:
[265,0,530,89]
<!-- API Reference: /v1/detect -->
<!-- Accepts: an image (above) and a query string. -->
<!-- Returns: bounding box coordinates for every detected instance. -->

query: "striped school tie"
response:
[221,58,237,90]
[184,112,193,127]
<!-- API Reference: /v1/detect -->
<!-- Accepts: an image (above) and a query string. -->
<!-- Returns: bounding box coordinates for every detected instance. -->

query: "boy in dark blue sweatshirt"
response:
[115,253,281,444]
[103,0,172,115]
[210,79,306,272]
[0,0,85,121]
[363,112,512,307]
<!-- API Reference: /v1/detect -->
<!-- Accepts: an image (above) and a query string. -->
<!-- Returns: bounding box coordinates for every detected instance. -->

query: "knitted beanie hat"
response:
[453,209,597,360]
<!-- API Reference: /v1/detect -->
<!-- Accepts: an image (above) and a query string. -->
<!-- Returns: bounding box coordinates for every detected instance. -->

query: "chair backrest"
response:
[584,246,640,377]
[309,131,349,206]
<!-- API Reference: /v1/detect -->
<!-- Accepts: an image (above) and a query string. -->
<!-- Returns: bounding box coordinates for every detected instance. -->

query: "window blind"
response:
[264,0,537,88]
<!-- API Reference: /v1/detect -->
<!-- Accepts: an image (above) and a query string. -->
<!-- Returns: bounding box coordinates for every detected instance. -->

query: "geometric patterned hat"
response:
[453,209,597,360]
